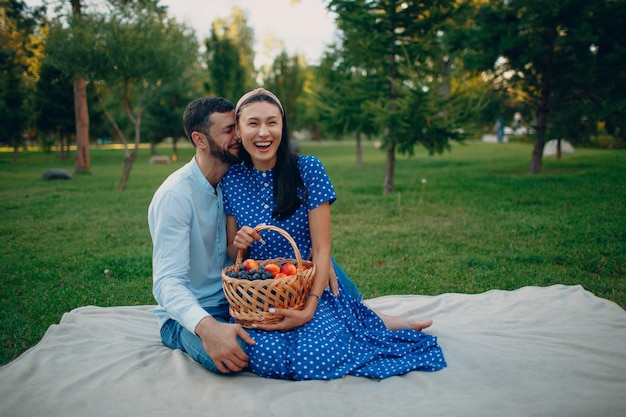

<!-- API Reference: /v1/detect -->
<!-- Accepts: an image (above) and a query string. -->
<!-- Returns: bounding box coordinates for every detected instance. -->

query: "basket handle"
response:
[235,225,304,274]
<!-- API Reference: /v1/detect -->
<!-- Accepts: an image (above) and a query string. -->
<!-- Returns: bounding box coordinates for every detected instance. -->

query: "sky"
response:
[25,0,338,68]
[163,0,338,67]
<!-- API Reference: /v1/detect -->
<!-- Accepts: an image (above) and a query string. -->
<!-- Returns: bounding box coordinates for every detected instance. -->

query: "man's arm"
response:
[149,190,209,332]
[149,188,254,372]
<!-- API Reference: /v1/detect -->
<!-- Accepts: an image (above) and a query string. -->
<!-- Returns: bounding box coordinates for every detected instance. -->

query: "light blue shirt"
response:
[148,157,230,333]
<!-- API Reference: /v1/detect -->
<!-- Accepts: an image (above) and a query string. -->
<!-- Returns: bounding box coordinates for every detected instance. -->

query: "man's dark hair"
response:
[182,97,234,145]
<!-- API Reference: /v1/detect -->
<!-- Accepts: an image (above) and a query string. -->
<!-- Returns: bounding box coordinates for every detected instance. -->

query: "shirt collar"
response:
[191,156,220,194]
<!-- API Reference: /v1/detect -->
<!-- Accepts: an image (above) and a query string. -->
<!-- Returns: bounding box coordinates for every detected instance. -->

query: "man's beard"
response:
[208,136,241,164]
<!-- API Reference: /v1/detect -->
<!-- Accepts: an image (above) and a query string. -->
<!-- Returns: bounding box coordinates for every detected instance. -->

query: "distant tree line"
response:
[1,0,624,192]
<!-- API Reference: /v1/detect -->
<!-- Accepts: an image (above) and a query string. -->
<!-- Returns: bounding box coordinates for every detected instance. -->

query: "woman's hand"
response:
[251,299,318,331]
[328,264,339,296]
[233,225,262,251]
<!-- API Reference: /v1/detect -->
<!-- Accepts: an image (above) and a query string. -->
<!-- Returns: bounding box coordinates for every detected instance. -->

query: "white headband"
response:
[235,87,284,116]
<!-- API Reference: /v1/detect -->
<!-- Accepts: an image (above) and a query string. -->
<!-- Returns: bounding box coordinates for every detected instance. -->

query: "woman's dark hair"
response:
[236,93,305,220]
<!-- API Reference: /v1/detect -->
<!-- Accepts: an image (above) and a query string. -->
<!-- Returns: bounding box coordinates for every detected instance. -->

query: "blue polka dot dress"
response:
[222,155,446,380]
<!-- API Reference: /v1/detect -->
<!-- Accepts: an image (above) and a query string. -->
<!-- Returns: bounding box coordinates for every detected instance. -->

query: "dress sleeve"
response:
[299,155,337,211]
[222,167,236,216]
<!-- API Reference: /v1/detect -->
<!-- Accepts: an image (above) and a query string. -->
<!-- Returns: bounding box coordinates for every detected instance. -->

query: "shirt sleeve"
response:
[299,155,337,211]
[148,189,209,333]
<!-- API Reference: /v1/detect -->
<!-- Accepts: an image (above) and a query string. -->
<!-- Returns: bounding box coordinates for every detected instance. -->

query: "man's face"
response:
[206,111,241,164]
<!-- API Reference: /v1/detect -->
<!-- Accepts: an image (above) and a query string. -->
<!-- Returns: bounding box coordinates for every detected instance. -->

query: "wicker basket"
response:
[222,225,316,327]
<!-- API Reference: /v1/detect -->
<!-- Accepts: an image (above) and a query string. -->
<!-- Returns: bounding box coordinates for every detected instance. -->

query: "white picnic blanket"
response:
[1,284,625,417]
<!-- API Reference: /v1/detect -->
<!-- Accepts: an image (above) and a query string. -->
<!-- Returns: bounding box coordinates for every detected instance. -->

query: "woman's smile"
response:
[238,101,283,170]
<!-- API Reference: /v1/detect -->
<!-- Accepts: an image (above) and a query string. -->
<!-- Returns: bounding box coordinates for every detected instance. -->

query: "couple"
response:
[148,88,446,380]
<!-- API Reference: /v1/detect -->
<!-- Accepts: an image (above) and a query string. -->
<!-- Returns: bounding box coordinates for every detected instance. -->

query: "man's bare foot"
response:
[376,312,433,331]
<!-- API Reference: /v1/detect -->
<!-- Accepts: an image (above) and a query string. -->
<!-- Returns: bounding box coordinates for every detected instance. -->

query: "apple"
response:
[274,272,288,279]
[242,259,259,272]
[264,263,280,277]
[280,263,297,276]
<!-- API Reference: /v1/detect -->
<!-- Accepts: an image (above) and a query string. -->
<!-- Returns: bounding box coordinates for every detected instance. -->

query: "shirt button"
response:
[264,183,269,187]
[263,204,269,209]
[262,172,267,177]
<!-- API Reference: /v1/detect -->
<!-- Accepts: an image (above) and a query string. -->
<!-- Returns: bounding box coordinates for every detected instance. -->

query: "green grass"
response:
[1,141,625,365]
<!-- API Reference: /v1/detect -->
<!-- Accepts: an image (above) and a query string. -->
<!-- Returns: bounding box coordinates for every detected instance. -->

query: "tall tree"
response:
[204,6,255,99]
[262,50,306,130]
[326,0,461,195]
[34,60,75,158]
[0,0,43,162]
[205,29,246,100]
[143,76,200,160]
[69,0,90,173]
[464,0,623,173]
[313,45,381,165]
[47,2,199,189]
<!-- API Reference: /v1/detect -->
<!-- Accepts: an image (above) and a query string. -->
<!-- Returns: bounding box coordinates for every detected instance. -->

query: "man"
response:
[148,97,255,374]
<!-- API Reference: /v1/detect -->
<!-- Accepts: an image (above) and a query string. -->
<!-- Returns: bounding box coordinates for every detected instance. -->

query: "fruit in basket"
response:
[280,263,297,276]
[242,259,259,272]
[274,272,288,279]
[264,263,280,277]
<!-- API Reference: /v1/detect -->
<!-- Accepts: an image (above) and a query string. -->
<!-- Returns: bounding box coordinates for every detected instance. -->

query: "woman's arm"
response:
[227,216,263,263]
[226,216,241,263]
[252,202,331,331]
[306,201,332,299]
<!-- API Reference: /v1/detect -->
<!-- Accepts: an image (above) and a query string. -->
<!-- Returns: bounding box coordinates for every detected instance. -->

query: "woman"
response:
[222,88,446,380]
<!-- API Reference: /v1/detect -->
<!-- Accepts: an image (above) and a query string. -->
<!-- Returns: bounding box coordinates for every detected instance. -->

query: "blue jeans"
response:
[160,304,247,375]
[160,258,361,374]
[331,257,363,302]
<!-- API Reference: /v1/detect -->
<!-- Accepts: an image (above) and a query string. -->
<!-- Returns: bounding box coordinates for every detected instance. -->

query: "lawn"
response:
[1,140,624,365]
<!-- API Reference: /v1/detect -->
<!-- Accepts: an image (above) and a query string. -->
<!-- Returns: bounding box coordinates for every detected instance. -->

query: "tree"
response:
[0,0,44,162]
[205,29,247,101]
[69,0,90,173]
[99,7,198,189]
[142,77,199,160]
[46,1,199,189]
[204,6,255,99]
[464,0,624,173]
[326,0,462,195]
[262,50,306,130]
[34,59,75,158]
[313,45,381,165]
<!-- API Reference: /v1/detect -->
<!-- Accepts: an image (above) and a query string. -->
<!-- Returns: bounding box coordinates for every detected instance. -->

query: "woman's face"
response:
[237,101,283,171]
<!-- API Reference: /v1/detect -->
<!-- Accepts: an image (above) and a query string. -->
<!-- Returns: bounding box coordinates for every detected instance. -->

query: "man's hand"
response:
[195,316,255,373]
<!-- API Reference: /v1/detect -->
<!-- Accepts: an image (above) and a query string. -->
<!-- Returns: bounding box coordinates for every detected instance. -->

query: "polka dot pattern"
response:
[245,283,446,380]
[223,155,336,260]
[222,155,446,380]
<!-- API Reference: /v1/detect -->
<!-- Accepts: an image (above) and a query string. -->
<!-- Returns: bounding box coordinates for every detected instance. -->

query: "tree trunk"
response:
[117,110,142,190]
[64,134,71,160]
[556,138,562,161]
[117,153,136,190]
[356,132,362,167]
[529,100,548,173]
[73,76,90,173]
[437,56,451,99]
[529,78,552,173]
[172,139,178,162]
[529,138,546,174]
[383,144,395,195]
